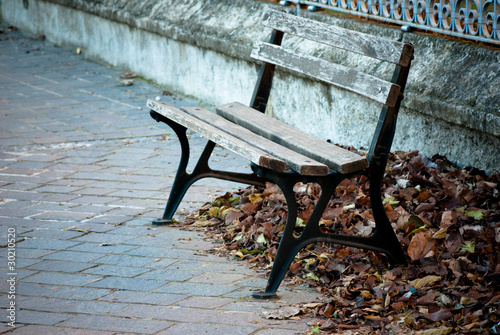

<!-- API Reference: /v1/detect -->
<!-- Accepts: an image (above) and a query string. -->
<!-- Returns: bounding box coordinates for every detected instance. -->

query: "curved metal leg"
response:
[251,163,406,298]
[251,167,341,299]
[151,111,266,225]
[366,160,407,264]
[152,114,195,225]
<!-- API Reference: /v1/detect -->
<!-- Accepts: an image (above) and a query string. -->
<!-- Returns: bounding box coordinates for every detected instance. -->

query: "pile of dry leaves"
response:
[184,151,499,334]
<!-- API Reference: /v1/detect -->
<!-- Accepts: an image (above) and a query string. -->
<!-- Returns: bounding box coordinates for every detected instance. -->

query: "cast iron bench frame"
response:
[148,8,414,299]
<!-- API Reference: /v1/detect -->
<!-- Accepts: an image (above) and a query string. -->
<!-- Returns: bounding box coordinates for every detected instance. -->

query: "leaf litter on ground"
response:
[177,150,499,334]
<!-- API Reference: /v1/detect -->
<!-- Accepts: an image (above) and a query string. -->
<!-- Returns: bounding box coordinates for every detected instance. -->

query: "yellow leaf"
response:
[233,251,245,259]
[248,193,262,204]
[305,272,320,282]
[63,226,89,233]
[409,275,441,289]
[191,218,219,227]
[432,228,447,239]
[384,293,391,307]
[208,206,220,217]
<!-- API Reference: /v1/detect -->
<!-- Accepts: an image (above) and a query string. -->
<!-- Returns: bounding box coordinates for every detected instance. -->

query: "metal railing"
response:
[280,0,500,45]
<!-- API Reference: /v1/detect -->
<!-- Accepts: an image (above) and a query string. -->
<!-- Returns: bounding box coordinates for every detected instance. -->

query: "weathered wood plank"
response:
[182,106,330,176]
[252,41,400,107]
[263,9,413,67]
[216,102,369,174]
[147,100,286,172]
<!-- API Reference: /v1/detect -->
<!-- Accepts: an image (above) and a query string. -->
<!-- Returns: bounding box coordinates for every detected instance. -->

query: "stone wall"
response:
[1,0,499,172]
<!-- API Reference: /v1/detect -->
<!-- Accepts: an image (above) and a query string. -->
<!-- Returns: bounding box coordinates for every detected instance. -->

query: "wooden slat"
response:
[263,9,413,67]
[252,41,400,107]
[181,106,330,176]
[147,99,286,172]
[216,102,369,174]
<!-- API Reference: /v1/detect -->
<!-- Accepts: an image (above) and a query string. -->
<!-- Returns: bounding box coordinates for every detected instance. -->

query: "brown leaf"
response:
[407,231,437,261]
[423,308,453,322]
[439,211,455,228]
[323,302,335,318]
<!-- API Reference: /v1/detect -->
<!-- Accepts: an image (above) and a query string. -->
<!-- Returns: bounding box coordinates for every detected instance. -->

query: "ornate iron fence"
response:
[280,0,499,45]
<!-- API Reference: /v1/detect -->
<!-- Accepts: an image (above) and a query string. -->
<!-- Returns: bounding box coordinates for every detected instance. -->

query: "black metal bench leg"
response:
[251,163,407,298]
[152,114,198,224]
[367,165,407,265]
[251,168,341,299]
[151,111,267,225]
[252,175,301,299]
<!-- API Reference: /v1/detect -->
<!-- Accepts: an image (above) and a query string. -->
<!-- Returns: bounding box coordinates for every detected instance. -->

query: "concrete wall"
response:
[1,0,499,173]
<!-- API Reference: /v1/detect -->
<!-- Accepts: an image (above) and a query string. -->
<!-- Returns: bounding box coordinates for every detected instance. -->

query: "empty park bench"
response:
[148,8,414,298]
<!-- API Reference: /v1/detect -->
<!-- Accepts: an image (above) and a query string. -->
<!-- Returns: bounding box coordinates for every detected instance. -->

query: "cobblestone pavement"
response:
[0,25,323,334]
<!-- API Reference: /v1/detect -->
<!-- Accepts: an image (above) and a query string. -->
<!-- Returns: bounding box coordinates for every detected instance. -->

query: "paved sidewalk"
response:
[0,25,323,334]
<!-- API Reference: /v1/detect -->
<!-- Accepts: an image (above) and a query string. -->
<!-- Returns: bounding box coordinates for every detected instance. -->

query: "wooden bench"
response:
[148,8,414,298]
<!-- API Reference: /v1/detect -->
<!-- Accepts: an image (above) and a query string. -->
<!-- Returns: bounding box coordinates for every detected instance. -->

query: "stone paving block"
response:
[156,323,259,335]
[87,276,165,291]
[70,187,117,196]
[57,315,172,334]
[32,185,84,194]
[188,272,249,285]
[3,269,38,281]
[232,276,270,289]
[27,260,94,273]
[136,269,198,282]
[98,290,187,306]
[17,283,112,300]
[165,259,252,274]
[154,282,238,297]
[174,296,235,309]
[68,241,136,253]
[83,264,150,278]
[17,296,126,315]
[0,182,46,191]
[42,250,104,263]
[70,231,136,244]
[106,189,164,199]
[14,310,72,326]
[22,272,102,286]
[143,258,178,269]
[15,249,54,262]
[98,225,156,236]
[81,213,135,225]
[17,238,81,251]
[93,254,154,267]
[21,228,86,240]
[124,246,186,258]
[203,310,265,326]
[39,193,81,202]
[0,190,46,201]
[29,210,96,222]
[70,195,121,205]
[5,325,116,335]
[110,304,219,323]
[0,207,42,218]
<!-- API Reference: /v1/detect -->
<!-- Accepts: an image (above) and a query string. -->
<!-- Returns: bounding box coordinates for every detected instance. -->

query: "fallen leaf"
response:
[120,71,137,78]
[409,275,441,289]
[263,307,301,319]
[407,231,437,261]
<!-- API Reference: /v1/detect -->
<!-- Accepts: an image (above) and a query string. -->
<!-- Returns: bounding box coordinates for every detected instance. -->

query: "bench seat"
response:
[148,100,368,176]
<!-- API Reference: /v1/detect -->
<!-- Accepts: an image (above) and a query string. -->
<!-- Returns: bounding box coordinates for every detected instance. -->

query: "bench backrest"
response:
[250,9,414,170]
